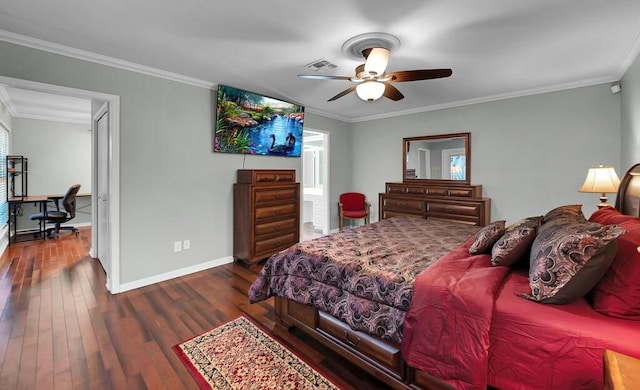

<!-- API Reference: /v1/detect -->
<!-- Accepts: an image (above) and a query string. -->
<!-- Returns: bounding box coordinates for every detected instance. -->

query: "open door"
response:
[93,103,110,280]
[91,97,120,293]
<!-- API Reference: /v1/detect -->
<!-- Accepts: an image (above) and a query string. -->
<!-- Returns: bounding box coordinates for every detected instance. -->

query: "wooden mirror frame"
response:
[402,132,471,185]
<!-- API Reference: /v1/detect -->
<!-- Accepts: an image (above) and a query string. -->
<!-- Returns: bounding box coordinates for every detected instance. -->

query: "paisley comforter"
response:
[248,217,480,343]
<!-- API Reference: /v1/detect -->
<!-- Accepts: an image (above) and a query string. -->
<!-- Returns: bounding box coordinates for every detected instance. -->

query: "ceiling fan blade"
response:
[388,69,453,82]
[328,86,357,101]
[383,84,404,101]
[297,74,352,81]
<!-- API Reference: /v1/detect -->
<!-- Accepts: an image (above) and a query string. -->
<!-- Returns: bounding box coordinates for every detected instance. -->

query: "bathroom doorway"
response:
[301,129,329,241]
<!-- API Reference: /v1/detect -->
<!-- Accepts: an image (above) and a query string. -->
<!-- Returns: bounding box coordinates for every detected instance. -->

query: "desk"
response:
[8,193,91,244]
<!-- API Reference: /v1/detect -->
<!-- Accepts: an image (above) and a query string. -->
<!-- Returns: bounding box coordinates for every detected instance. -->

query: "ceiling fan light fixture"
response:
[356,81,385,102]
[299,33,451,102]
[364,47,390,76]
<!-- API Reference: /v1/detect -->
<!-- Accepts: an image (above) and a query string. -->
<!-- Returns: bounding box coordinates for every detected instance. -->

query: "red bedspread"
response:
[488,270,640,389]
[403,237,640,389]
[401,236,510,389]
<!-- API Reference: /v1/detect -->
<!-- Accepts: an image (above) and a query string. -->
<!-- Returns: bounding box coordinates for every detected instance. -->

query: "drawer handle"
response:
[343,331,360,347]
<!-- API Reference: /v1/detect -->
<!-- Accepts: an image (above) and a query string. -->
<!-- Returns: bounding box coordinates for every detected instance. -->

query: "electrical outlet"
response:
[183,239,191,250]
[174,241,182,252]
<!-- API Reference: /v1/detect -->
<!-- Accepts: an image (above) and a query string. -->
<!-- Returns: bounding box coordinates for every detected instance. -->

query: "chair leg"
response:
[45,222,79,238]
[339,216,344,231]
[45,222,61,238]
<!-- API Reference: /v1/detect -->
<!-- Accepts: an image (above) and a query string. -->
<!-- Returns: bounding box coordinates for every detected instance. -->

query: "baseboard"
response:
[15,221,91,234]
[117,256,234,293]
[70,222,92,228]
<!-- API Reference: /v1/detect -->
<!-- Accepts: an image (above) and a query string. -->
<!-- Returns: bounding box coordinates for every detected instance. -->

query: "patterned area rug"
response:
[173,316,338,389]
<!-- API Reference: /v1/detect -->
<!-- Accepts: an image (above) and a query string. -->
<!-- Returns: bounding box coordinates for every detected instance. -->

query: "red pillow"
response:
[589,206,640,319]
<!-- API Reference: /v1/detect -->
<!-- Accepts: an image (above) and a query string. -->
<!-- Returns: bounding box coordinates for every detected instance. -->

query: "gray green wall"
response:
[621,52,640,170]
[10,117,92,228]
[351,84,621,224]
[11,118,91,195]
[0,40,352,286]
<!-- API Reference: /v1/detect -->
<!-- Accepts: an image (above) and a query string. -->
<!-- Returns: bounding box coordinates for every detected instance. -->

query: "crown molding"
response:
[0,116,11,133]
[0,86,17,117]
[0,29,630,124]
[0,29,215,90]
[8,112,90,125]
[619,21,640,78]
[349,76,617,123]
[303,107,352,123]
[0,84,91,124]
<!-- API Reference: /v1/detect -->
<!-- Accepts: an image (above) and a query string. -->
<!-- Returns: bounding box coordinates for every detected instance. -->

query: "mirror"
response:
[403,132,470,184]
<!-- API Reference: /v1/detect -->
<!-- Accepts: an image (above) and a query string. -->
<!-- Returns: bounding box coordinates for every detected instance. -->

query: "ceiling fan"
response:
[297,33,453,102]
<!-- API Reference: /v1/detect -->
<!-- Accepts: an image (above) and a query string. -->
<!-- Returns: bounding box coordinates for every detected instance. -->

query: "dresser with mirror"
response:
[379,132,491,226]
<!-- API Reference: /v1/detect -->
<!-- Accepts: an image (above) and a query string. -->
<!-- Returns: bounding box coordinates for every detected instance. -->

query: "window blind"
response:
[0,127,7,226]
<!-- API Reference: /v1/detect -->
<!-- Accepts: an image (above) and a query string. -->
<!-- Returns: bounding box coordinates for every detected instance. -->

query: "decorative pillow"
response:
[589,207,640,319]
[542,204,586,225]
[469,220,506,255]
[588,205,633,225]
[491,216,542,267]
[523,219,626,304]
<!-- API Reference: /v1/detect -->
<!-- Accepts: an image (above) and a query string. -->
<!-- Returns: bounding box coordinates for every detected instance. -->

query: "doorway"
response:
[0,75,121,292]
[302,129,329,240]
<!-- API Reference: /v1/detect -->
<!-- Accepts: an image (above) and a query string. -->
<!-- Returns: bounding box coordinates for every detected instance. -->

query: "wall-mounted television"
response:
[214,84,304,157]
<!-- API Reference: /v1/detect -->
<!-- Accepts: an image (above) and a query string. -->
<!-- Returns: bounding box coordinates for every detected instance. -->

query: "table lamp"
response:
[578,165,621,208]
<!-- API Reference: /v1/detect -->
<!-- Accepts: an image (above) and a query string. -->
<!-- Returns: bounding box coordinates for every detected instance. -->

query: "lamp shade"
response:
[356,81,385,102]
[579,165,621,194]
[364,48,390,76]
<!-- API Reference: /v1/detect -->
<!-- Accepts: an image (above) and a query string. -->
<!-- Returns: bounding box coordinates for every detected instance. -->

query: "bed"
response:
[249,163,640,390]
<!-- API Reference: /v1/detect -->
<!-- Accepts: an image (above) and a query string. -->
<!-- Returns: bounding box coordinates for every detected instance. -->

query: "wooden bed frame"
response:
[273,296,452,389]
[271,164,640,389]
[271,180,492,389]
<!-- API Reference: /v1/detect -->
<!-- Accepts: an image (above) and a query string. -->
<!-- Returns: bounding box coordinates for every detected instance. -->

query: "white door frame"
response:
[302,128,330,235]
[320,130,330,235]
[92,102,112,290]
[0,75,121,292]
[418,148,431,179]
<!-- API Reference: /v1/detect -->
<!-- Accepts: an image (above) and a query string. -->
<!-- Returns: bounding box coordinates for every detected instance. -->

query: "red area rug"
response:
[173,316,338,389]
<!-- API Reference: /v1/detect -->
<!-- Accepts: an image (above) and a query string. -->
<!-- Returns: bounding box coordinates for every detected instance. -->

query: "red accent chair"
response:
[339,192,370,231]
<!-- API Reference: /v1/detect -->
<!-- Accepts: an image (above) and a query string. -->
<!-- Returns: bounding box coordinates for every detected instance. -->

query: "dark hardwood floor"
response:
[0,228,390,389]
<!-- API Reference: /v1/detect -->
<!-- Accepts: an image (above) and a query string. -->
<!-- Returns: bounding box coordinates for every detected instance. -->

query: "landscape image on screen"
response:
[214,85,304,157]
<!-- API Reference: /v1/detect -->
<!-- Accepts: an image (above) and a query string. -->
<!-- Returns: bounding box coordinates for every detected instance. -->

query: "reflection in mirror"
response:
[403,133,470,184]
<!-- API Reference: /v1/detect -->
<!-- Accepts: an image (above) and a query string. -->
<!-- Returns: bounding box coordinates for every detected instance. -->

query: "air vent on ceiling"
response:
[305,59,337,72]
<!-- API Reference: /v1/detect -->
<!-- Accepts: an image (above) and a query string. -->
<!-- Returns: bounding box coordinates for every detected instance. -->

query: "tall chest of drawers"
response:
[234,169,300,268]
[379,182,491,226]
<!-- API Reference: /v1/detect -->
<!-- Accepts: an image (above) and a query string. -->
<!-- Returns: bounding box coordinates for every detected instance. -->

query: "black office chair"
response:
[29,184,81,238]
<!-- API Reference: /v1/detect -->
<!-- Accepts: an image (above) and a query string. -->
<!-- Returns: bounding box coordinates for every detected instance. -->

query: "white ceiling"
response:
[1,0,639,122]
